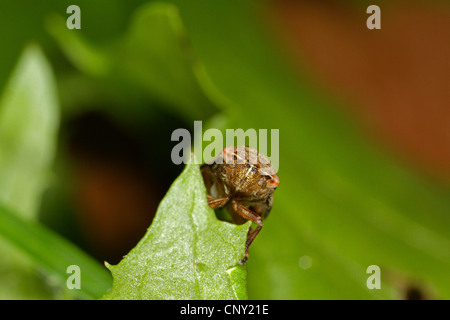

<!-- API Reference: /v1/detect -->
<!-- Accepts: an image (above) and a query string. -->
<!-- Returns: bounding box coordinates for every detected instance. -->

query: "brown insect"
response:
[201,146,280,264]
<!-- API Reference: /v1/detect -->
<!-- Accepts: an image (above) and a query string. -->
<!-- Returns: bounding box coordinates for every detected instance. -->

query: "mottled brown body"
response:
[201,146,280,264]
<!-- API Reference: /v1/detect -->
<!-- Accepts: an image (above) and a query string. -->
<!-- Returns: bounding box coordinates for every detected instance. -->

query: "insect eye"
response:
[251,166,257,173]
[245,163,251,168]
[266,174,280,189]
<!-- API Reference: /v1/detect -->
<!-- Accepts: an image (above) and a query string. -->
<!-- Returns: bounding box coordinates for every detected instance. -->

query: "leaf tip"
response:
[104,261,113,270]
[226,265,248,300]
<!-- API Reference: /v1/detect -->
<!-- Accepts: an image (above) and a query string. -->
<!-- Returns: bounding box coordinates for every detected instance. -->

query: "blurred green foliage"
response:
[0,45,111,299]
[0,45,60,299]
[0,0,449,299]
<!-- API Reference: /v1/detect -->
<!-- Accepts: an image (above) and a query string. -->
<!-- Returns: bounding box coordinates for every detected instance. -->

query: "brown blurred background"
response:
[268,0,450,185]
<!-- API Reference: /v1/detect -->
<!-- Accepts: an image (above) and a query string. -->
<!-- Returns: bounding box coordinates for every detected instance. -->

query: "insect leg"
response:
[206,194,229,209]
[231,200,263,264]
[227,202,249,225]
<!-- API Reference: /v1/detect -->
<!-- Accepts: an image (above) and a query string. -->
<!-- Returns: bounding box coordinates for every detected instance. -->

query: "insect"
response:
[201,146,280,264]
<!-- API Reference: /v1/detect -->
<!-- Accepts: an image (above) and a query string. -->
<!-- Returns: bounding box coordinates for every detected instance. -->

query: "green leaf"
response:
[103,159,250,300]
[0,204,112,300]
[0,44,61,299]
[0,44,59,219]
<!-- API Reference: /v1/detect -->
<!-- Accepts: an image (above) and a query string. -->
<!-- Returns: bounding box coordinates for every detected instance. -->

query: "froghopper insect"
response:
[201,146,280,264]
